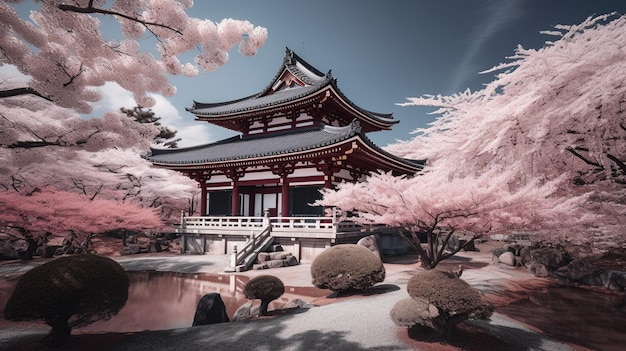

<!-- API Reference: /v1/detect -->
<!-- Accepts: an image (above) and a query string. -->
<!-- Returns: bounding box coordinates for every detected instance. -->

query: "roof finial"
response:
[351,119,362,134]
[285,47,295,65]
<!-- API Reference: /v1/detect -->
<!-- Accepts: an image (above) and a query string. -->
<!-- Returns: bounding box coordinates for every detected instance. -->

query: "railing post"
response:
[230,245,238,268]
[180,210,186,229]
[263,208,270,227]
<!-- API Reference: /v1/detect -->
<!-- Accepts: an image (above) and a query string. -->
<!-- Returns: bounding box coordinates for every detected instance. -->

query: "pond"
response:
[0,270,625,351]
[0,271,330,333]
[496,284,626,351]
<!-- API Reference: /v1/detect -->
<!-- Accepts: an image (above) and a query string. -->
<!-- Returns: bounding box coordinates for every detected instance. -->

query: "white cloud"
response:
[0,64,31,85]
[450,0,525,92]
[176,124,214,147]
[94,82,213,147]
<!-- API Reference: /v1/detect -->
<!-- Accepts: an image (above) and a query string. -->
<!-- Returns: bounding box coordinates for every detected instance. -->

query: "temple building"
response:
[145,48,422,265]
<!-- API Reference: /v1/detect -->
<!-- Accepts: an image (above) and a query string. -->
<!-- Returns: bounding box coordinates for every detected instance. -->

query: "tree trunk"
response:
[44,315,71,347]
[259,300,270,316]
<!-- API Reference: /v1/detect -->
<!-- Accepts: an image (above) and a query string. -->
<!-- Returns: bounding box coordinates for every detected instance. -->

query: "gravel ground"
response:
[0,243,581,351]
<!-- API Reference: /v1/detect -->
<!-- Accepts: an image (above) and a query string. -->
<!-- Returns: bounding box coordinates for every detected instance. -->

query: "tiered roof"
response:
[147,120,423,174]
[187,48,398,133]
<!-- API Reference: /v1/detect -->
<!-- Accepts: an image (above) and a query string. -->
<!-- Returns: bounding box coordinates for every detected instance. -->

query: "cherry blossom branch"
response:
[565,146,604,169]
[57,3,183,35]
[607,153,626,175]
[0,87,53,101]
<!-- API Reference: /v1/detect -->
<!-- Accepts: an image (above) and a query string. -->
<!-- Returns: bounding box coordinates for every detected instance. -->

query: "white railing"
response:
[183,216,266,229]
[179,214,360,233]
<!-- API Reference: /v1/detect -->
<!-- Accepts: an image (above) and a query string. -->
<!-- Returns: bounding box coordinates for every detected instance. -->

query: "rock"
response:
[357,235,381,258]
[498,251,516,266]
[519,246,531,266]
[606,271,626,291]
[192,293,230,326]
[555,260,606,286]
[531,248,568,269]
[529,263,550,277]
[147,241,162,253]
[231,301,260,322]
[492,248,508,262]
[281,298,315,309]
[268,252,291,260]
[285,255,298,266]
[269,244,283,252]
[458,235,476,251]
[252,263,268,270]
[257,252,270,262]
[265,259,287,269]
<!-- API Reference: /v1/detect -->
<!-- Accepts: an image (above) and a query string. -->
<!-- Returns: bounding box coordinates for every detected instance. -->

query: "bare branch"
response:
[0,87,53,101]
[607,153,626,175]
[566,146,604,169]
[57,4,183,35]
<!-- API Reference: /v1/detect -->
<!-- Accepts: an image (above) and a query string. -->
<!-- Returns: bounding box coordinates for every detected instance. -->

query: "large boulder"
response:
[192,293,230,326]
[531,248,569,270]
[357,235,381,259]
[554,260,606,286]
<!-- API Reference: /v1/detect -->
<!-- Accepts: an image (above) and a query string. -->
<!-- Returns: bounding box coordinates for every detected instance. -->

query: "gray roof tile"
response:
[147,123,358,165]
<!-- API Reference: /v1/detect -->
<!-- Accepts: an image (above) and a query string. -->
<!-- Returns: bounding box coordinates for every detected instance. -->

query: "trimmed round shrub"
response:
[394,269,493,339]
[243,275,284,316]
[310,244,385,293]
[4,254,129,346]
[390,297,444,330]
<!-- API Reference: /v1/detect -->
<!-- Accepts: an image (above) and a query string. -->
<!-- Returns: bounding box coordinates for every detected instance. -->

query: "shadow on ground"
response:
[1,308,407,351]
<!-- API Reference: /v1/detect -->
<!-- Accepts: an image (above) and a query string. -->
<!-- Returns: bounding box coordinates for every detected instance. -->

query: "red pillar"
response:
[200,183,207,216]
[281,176,289,217]
[231,180,240,216]
[324,171,333,189]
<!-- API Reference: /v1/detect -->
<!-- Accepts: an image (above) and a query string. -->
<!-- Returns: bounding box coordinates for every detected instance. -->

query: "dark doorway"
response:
[290,186,323,216]
[208,190,232,216]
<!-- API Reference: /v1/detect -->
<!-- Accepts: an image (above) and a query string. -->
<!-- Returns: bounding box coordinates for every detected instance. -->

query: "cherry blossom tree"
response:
[0,187,165,258]
[0,95,198,255]
[0,0,268,112]
[320,14,625,268]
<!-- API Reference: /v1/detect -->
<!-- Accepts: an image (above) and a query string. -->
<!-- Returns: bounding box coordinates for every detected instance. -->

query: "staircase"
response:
[225,225,273,272]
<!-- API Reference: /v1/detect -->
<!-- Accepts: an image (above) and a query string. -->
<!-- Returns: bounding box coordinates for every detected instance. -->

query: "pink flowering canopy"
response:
[0,0,268,112]
[321,14,625,247]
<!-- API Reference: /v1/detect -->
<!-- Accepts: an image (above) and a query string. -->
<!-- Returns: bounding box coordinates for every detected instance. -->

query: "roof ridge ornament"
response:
[350,119,362,134]
[285,47,296,65]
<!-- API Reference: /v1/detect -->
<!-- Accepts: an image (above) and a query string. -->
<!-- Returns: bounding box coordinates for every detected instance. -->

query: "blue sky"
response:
[6,1,626,147]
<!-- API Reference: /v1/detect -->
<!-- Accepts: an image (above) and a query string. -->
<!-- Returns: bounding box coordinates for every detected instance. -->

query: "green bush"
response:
[4,254,129,346]
[243,275,284,316]
[310,244,385,293]
[391,269,493,340]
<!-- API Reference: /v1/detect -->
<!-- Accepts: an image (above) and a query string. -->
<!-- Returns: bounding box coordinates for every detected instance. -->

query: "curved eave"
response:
[324,83,397,130]
[188,80,331,119]
[148,142,353,171]
[148,132,422,176]
[348,134,424,174]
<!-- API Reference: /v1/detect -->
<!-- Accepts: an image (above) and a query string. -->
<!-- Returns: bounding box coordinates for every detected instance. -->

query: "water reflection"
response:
[497,285,626,351]
[0,271,330,333]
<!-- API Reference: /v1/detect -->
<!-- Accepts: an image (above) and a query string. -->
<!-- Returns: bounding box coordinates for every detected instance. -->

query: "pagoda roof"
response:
[145,121,423,174]
[187,48,398,132]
